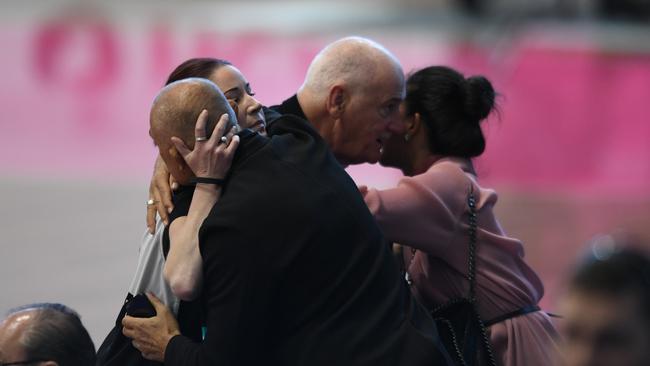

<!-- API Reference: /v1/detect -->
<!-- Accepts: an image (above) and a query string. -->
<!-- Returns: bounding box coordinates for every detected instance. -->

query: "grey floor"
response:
[0,178,148,347]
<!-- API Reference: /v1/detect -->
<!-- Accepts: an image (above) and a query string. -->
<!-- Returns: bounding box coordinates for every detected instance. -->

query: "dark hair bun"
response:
[465,75,495,121]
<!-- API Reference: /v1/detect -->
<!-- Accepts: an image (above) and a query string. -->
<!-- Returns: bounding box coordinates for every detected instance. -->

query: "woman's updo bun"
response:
[404,66,497,158]
[465,75,496,122]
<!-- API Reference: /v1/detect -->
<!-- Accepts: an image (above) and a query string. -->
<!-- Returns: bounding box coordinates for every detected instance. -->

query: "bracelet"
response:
[192,177,226,186]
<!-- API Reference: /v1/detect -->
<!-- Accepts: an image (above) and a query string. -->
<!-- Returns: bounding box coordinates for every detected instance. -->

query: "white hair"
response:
[301,36,402,97]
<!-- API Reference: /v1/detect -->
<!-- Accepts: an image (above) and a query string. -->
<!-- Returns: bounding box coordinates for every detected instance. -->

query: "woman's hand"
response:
[358,185,369,198]
[171,110,240,180]
[146,155,177,232]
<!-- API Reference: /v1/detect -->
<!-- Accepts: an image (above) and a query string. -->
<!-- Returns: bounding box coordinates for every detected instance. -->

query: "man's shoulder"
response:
[268,114,319,139]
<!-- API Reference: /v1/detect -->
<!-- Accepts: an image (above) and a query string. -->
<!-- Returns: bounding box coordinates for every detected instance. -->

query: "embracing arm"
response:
[147,155,177,233]
[163,111,240,301]
[164,184,220,300]
[362,171,462,253]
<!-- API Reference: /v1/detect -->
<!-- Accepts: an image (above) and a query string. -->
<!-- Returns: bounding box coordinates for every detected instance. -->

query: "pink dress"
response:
[364,157,560,366]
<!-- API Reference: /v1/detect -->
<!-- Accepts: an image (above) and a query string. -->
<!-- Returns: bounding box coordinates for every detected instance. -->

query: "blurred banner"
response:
[1,9,648,196]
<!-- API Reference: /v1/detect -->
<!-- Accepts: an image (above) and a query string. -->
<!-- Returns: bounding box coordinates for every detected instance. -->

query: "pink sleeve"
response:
[364,172,462,253]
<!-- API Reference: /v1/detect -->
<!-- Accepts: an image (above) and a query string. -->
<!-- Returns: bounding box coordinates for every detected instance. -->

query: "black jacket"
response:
[164,113,451,365]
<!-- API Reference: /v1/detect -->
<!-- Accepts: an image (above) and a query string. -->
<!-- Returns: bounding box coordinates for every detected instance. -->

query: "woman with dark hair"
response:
[165,58,266,135]
[362,66,560,365]
[147,58,268,231]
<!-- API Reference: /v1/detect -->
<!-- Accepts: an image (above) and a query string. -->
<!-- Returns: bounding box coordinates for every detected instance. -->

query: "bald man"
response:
[147,36,405,229]
[275,36,404,165]
[0,303,96,366]
[123,78,450,365]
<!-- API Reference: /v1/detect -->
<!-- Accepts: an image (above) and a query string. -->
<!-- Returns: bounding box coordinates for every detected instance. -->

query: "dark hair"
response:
[404,66,496,158]
[165,58,232,85]
[569,248,650,324]
[7,303,96,366]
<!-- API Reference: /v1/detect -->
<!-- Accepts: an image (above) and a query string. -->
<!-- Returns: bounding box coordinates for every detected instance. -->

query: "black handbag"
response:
[407,188,497,366]
[96,293,163,366]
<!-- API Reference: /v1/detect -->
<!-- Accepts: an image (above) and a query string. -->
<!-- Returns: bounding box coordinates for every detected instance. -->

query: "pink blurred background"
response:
[1,0,649,344]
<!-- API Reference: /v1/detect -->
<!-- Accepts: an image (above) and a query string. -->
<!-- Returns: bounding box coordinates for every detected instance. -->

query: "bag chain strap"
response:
[467,187,497,366]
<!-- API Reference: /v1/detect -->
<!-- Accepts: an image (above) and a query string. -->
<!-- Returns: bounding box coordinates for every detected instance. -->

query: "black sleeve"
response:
[164,200,278,366]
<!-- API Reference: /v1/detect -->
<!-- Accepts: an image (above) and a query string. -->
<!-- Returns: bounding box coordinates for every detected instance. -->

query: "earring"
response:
[404,133,410,142]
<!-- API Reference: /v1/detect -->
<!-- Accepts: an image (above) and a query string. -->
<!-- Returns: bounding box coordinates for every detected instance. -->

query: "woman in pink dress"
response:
[362,66,560,366]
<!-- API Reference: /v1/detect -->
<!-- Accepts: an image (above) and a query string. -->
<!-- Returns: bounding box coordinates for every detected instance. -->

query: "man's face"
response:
[0,312,31,364]
[335,65,405,165]
[561,290,650,366]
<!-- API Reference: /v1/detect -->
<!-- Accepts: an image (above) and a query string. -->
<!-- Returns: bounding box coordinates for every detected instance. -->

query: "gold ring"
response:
[147,199,156,206]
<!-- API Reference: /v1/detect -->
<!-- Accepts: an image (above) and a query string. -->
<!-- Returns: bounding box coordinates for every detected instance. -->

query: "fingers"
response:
[146,194,157,234]
[122,315,141,338]
[208,114,230,145]
[158,183,174,217]
[150,155,173,226]
[194,109,209,140]
[358,185,369,197]
[146,292,166,312]
[152,188,169,226]
[224,135,240,156]
[131,340,156,361]
[171,136,192,158]
[169,175,179,191]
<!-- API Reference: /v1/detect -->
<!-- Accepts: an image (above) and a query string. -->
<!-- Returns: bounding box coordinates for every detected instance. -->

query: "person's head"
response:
[298,36,405,165]
[561,246,650,366]
[380,66,496,175]
[166,58,265,135]
[149,77,238,185]
[0,303,96,366]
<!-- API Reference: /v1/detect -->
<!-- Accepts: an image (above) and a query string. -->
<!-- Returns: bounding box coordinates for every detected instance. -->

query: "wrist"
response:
[191,177,226,186]
[194,182,222,194]
[162,332,180,363]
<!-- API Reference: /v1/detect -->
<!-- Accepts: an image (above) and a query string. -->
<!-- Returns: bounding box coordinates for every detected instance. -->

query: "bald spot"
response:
[0,311,33,360]
[301,36,403,96]
[150,78,236,151]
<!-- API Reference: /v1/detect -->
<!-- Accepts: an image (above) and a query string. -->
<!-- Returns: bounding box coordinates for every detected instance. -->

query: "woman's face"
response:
[378,102,409,169]
[209,65,266,135]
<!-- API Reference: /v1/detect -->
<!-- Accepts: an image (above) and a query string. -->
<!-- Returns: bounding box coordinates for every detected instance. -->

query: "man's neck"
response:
[295,90,349,166]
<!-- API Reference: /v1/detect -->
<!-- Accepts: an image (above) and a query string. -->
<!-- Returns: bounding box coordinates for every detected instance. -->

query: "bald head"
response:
[300,36,403,97]
[0,303,95,366]
[150,78,237,150]
[150,78,237,184]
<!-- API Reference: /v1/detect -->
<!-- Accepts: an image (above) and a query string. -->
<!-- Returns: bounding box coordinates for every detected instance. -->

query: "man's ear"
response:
[326,85,346,118]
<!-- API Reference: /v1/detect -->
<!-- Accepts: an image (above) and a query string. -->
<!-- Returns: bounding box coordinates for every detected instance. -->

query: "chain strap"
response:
[467,188,477,301]
[467,186,498,366]
[404,185,497,365]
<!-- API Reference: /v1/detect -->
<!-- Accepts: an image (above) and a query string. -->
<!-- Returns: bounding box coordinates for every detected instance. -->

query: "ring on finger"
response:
[219,136,228,144]
[196,136,208,142]
[147,199,156,206]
